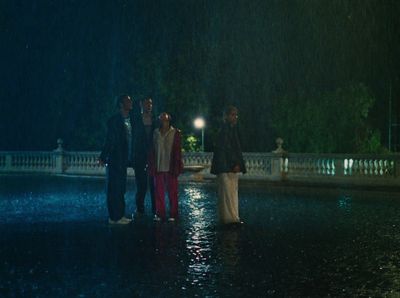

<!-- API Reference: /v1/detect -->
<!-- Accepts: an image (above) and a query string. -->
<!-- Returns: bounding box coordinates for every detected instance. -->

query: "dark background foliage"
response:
[1,0,399,153]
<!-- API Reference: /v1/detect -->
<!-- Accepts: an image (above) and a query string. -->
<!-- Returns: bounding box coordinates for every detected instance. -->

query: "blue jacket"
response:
[99,113,134,170]
[133,113,156,169]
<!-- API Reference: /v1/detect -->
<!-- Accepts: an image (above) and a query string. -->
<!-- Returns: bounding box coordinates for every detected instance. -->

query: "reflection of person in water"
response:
[219,228,240,272]
[151,224,180,274]
[133,97,156,215]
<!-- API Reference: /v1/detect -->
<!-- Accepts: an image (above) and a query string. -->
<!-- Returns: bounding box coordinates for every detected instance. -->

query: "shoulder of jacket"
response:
[174,128,182,137]
[109,113,120,120]
[107,115,114,124]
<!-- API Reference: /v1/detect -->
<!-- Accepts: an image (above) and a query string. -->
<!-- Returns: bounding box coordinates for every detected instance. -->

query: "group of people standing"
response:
[99,94,246,226]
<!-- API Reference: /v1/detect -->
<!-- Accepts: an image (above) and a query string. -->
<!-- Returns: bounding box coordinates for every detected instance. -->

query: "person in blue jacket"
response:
[133,97,156,215]
[99,94,134,225]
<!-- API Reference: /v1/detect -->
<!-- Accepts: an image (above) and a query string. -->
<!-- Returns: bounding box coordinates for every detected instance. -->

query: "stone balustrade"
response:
[282,153,400,186]
[0,151,57,174]
[63,151,105,175]
[1,141,400,187]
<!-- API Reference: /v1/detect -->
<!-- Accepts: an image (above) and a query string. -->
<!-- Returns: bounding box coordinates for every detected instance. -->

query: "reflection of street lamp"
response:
[194,117,205,152]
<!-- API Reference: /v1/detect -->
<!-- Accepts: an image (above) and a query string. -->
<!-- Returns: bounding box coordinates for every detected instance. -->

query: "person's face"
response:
[121,96,133,111]
[142,98,153,113]
[159,112,170,126]
[226,109,238,126]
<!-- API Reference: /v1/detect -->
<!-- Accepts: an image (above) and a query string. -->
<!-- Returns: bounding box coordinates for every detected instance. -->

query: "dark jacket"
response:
[99,113,134,169]
[133,113,155,168]
[210,123,246,175]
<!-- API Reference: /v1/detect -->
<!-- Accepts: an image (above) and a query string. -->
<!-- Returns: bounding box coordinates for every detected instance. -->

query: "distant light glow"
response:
[193,117,205,129]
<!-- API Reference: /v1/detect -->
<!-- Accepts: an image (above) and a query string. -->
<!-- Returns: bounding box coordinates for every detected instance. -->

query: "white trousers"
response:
[217,173,240,224]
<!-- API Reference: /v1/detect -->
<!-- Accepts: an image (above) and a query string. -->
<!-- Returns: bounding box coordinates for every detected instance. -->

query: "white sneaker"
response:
[108,218,131,225]
[168,218,176,222]
[121,217,132,223]
[153,215,161,222]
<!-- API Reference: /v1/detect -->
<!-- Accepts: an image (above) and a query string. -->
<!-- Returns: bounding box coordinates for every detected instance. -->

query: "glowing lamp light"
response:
[194,117,205,129]
[193,117,205,152]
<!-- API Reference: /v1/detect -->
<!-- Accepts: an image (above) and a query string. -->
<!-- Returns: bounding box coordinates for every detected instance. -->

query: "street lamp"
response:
[194,117,205,152]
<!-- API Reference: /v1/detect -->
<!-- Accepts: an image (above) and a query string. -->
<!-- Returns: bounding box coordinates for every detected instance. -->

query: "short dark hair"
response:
[141,96,152,102]
[157,112,172,128]
[115,94,130,108]
[158,112,171,121]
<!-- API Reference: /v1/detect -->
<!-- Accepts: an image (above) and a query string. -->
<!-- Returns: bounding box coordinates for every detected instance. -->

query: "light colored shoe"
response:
[153,215,161,222]
[108,218,131,225]
[121,217,132,223]
[168,217,176,222]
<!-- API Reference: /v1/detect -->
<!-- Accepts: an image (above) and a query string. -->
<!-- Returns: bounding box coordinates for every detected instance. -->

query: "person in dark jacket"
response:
[133,97,156,215]
[211,105,246,224]
[99,94,134,225]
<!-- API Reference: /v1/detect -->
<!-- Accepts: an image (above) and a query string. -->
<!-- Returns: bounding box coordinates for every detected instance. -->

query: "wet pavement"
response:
[1,175,400,297]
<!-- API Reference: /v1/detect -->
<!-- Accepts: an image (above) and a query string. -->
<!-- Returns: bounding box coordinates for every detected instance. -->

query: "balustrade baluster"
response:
[367,160,372,175]
[383,160,388,176]
[320,159,324,175]
[373,160,378,176]
[352,159,357,176]
[327,159,331,175]
[313,158,318,175]
[378,160,383,176]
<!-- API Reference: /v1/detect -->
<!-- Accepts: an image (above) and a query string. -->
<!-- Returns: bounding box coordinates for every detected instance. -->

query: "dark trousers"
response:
[135,165,155,214]
[106,165,127,221]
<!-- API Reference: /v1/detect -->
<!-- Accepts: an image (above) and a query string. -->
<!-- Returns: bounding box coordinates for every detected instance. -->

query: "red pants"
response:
[154,172,179,219]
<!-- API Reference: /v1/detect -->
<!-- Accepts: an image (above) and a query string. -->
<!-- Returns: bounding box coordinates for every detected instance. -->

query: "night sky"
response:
[1,0,399,152]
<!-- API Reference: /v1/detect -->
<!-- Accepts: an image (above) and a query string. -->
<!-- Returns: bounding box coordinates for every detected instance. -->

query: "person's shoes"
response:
[168,217,176,222]
[121,217,132,223]
[133,210,144,218]
[153,215,162,222]
[230,221,244,228]
[108,217,131,225]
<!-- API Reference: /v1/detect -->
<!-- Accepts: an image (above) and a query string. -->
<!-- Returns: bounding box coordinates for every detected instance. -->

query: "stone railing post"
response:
[335,157,344,177]
[396,156,400,179]
[5,154,12,171]
[273,137,285,154]
[270,154,284,181]
[53,138,65,174]
[271,137,287,181]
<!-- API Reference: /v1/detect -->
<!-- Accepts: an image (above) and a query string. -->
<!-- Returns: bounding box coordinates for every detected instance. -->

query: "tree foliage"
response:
[271,83,385,153]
